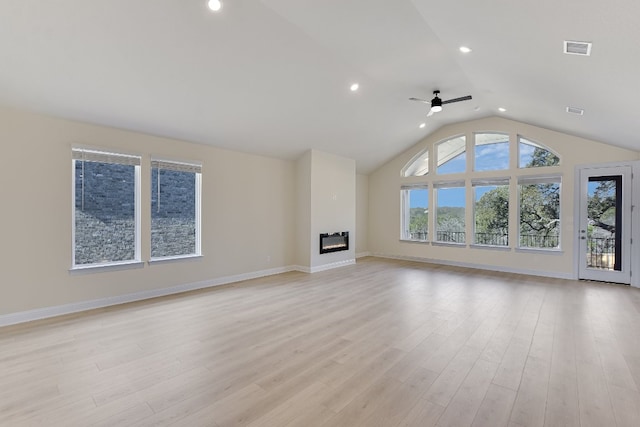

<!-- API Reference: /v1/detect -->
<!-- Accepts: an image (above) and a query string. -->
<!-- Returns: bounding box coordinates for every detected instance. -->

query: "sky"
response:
[408,141,552,208]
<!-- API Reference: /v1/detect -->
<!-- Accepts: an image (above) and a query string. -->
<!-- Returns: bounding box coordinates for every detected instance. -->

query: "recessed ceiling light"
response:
[566,106,584,115]
[498,107,507,112]
[419,123,426,129]
[350,83,359,92]
[459,46,472,53]
[208,0,222,12]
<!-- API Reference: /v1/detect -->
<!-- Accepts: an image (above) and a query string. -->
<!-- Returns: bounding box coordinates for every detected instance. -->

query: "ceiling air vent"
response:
[564,40,592,56]
[566,106,584,115]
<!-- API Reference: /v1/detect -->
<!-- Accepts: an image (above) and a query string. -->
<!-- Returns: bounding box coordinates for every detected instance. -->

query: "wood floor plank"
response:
[2,258,640,426]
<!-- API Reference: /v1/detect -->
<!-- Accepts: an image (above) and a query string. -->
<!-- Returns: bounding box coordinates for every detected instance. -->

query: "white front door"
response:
[578,166,632,283]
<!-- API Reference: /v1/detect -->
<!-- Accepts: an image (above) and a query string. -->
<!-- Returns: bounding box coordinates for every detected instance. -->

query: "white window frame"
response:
[517,175,562,251]
[400,185,429,242]
[472,178,510,247]
[71,148,142,271]
[433,180,466,245]
[518,135,561,169]
[149,158,202,262]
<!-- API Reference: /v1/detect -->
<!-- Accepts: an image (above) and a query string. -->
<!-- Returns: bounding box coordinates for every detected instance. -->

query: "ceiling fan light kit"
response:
[410,89,472,116]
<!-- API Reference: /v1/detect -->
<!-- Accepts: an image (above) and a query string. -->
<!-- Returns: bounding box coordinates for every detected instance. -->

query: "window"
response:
[402,149,429,177]
[401,186,429,241]
[151,160,202,259]
[519,176,561,249]
[475,133,509,171]
[519,136,560,168]
[436,135,466,174]
[435,182,466,243]
[473,179,509,246]
[72,149,141,267]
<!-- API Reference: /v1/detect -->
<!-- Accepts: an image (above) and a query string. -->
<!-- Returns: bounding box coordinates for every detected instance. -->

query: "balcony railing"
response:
[436,231,466,243]
[587,237,615,269]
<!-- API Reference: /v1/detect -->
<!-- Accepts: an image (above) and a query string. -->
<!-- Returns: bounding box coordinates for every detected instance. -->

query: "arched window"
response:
[475,133,509,171]
[518,136,560,168]
[436,135,466,174]
[401,149,429,177]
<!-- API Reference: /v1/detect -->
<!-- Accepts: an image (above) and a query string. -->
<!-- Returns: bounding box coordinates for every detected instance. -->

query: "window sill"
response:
[69,260,144,275]
[515,247,564,255]
[432,241,466,247]
[399,239,430,244]
[470,244,511,251]
[148,254,203,265]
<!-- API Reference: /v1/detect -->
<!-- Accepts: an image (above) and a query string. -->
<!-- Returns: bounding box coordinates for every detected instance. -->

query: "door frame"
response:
[575,161,640,287]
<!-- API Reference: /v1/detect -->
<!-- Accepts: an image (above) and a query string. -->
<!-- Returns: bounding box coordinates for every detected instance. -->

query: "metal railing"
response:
[474,232,508,246]
[587,237,615,269]
[436,231,466,243]
[519,234,559,249]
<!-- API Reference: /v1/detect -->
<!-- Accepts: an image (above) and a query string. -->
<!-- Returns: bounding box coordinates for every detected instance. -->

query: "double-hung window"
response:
[72,148,141,268]
[151,159,202,259]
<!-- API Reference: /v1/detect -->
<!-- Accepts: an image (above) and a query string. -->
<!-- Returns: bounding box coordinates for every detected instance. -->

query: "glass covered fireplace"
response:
[319,232,349,254]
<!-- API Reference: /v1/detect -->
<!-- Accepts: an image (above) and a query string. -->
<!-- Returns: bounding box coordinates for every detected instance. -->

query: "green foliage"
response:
[409,207,428,233]
[519,183,560,242]
[475,186,509,235]
[528,147,559,167]
[587,180,616,234]
[436,206,465,231]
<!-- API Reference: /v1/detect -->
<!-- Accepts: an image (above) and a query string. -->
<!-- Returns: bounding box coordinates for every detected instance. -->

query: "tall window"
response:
[401,186,429,241]
[72,149,141,267]
[519,136,560,168]
[474,179,509,246]
[475,133,509,171]
[436,136,466,174]
[151,160,202,259]
[435,182,466,243]
[519,176,561,249]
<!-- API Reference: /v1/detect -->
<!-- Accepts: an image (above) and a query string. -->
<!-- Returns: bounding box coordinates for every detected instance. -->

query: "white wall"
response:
[0,107,296,316]
[308,150,356,270]
[368,116,639,278]
[356,174,369,256]
[295,151,312,267]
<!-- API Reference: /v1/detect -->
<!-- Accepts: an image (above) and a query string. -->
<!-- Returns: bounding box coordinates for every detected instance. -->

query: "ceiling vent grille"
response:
[564,40,592,56]
[566,106,584,115]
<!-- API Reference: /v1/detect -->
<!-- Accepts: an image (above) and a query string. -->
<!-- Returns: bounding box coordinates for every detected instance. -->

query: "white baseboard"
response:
[0,265,297,328]
[308,258,356,273]
[372,253,574,280]
[356,251,371,259]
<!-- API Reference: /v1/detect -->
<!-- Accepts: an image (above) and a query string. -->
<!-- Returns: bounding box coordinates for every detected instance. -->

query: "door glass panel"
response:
[587,176,621,271]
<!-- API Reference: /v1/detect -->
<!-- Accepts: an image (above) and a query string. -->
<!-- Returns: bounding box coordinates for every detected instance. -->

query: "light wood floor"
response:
[2,258,640,426]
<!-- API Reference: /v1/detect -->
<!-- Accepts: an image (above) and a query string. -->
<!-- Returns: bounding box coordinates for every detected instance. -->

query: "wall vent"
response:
[566,106,584,115]
[564,40,592,56]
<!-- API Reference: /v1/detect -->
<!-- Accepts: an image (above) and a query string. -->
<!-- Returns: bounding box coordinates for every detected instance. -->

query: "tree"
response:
[475,186,509,237]
[587,180,616,234]
[519,183,560,247]
[527,147,559,167]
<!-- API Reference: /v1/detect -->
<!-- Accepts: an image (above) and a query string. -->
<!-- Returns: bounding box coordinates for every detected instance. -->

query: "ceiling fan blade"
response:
[409,97,430,104]
[442,95,472,105]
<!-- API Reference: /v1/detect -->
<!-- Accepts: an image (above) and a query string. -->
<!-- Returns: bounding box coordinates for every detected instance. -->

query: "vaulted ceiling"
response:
[1,0,638,173]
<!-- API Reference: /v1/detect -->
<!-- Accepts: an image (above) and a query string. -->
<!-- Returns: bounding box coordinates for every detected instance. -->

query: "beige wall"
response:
[368,116,639,277]
[0,107,296,316]
[356,174,369,255]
